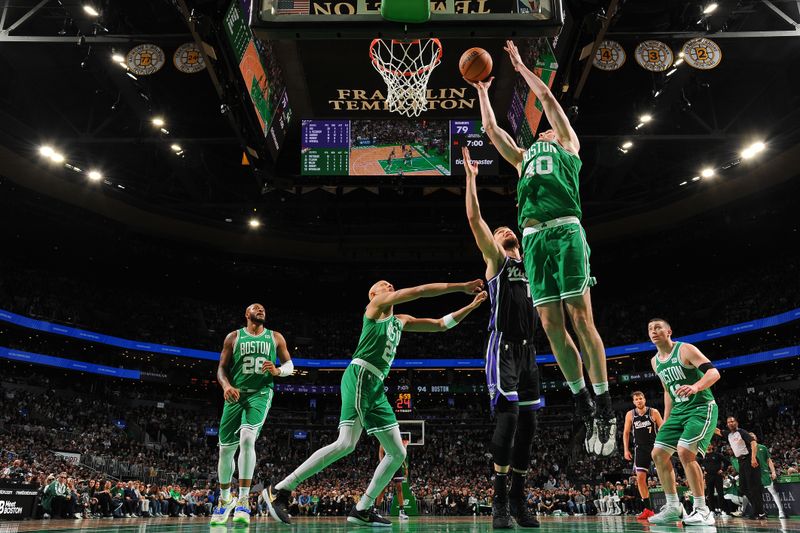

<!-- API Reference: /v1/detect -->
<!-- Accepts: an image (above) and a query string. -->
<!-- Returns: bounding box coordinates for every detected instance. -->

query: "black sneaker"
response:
[510,496,540,528]
[347,505,391,527]
[573,388,596,449]
[265,485,292,524]
[493,498,514,529]
[756,513,767,520]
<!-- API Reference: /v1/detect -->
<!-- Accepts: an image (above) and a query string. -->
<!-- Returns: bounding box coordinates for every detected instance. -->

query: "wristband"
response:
[443,314,458,330]
[278,360,294,377]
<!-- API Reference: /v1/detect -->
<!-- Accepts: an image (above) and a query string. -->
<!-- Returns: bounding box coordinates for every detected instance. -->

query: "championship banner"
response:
[126,44,166,76]
[593,40,626,71]
[681,38,722,70]
[0,482,38,520]
[173,43,206,74]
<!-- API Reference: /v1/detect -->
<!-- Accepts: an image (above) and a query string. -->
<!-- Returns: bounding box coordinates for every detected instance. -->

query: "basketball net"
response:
[369,38,442,117]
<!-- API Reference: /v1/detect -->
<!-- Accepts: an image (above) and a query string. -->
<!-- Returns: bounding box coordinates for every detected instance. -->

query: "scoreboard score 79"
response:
[450,120,499,176]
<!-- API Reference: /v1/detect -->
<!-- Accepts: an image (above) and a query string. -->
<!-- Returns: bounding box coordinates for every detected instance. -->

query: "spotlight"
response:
[703,3,718,14]
[50,152,65,163]
[151,117,165,127]
[701,168,714,178]
[126,72,137,80]
[160,128,169,134]
[639,114,652,123]
[112,53,124,63]
[674,58,684,66]
[39,146,54,158]
[83,4,99,17]
[88,170,103,181]
[249,218,261,229]
[170,144,182,152]
[117,61,128,69]
[666,68,677,77]
[679,181,688,186]
[679,51,685,58]
[635,123,644,130]
[741,141,765,159]
[692,176,701,182]
[621,141,633,149]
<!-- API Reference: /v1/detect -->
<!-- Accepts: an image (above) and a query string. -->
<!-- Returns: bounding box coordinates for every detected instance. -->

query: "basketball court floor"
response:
[2,516,797,533]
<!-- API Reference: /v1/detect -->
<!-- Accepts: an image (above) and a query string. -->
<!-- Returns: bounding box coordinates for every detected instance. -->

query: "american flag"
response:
[277,0,310,14]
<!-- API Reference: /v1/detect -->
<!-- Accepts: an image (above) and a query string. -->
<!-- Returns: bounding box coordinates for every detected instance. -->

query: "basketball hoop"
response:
[369,38,442,117]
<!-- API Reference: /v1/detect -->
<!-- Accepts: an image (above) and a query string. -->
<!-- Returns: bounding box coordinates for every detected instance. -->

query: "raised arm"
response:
[463,146,504,272]
[622,410,633,461]
[504,40,580,154]
[368,279,484,317]
[217,331,239,403]
[397,291,487,332]
[261,331,294,377]
[465,77,525,170]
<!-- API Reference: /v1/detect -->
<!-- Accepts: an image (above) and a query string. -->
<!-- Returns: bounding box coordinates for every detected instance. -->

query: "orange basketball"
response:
[459,47,493,82]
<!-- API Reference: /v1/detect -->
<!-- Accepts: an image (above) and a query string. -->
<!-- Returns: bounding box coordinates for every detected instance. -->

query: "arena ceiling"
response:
[0,0,799,247]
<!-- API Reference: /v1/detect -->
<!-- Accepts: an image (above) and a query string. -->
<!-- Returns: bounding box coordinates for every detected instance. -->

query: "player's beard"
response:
[501,236,519,250]
[249,314,265,325]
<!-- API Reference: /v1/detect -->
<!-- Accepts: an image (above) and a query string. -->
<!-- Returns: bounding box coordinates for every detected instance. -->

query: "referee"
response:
[715,416,765,519]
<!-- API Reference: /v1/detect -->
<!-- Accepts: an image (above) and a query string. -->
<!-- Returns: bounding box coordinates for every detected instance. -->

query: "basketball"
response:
[459,47,492,82]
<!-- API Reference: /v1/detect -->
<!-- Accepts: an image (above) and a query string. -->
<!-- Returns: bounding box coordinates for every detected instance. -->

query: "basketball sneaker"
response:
[509,496,540,528]
[683,507,715,526]
[637,508,655,520]
[573,388,596,453]
[648,504,686,525]
[399,509,409,521]
[588,393,617,456]
[209,495,236,526]
[347,505,391,527]
[265,485,292,524]
[231,502,251,527]
[492,498,514,529]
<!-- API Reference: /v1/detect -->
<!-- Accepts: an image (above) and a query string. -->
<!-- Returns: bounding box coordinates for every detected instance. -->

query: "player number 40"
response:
[526,155,554,177]
[243,356,268,375]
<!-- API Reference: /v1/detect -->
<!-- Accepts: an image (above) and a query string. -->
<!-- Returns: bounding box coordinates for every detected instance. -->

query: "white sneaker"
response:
[684,507,715,526]
[399,510,409,521]
[209,496,236,526]
[731,510,743,517]
[649,504,686,524]
[780,514,788,519]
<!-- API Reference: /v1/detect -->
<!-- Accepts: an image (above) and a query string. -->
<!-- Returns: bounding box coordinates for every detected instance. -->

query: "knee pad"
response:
[239,428,257,449]
[511,409,537,470]
[491,397,519,466]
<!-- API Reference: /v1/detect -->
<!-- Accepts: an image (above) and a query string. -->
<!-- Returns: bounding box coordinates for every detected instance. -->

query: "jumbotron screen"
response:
[301,119,499,176]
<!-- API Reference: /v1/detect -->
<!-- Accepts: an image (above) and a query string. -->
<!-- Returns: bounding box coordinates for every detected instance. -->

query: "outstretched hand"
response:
[470,291,488,308]
[462,146,478,178]
[462,279,485,294]
[464,76,494,92]
[504,40,524,72]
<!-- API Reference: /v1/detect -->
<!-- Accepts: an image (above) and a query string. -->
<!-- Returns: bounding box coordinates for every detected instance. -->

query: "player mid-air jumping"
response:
[210,303,294,528]
[266,279,487,527]
[466,40,615,455]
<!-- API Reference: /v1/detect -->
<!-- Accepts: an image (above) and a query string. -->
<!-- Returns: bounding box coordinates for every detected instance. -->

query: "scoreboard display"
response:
[301,120,350,175]
[450,120,499,176]
[393,392,413,415]
[301,119,498,176]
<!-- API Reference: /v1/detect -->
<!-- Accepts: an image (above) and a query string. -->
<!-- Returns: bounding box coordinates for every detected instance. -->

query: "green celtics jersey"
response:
[654,342,715,414]
[351,314,403,379]
[517,140,583,228]
[756,443,772,484]
[230,327,277,391]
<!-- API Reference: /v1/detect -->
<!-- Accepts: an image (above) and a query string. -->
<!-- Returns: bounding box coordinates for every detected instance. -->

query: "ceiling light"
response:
[160,128,169,134]
[691,176,701,182]
[151,117,165,127]
[666,68,677,77]
[679,181,688,186]
[117,61,127,69]
[170,144,182,152]
[39,146,54,157]
[126,72,137,80]
[701,168,714,178]
[742,141,765,160]
[674,58,684,66]
[249,218,261,229]
[679,51,685,58]
[50,152,65,163]
[639,114,652,123]
[83,4,99,17]
[112,53,124,63]
[703,3,718,14]
[622,141,633,149]
[88,170,103,181]
[635,123,644,130]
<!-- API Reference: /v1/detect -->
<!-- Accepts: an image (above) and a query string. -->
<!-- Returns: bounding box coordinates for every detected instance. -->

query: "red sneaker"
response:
[637,509,655,520]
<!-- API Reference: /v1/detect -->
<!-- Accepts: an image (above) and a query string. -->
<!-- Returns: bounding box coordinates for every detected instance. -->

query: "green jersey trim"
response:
[373,314,394,323]
[240,327,269,338]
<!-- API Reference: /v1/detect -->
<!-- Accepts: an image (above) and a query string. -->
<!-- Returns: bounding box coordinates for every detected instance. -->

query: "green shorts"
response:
[339,362,398,436]
[218,388,274,447]
[521,218,596,307]
[654,401,718,457]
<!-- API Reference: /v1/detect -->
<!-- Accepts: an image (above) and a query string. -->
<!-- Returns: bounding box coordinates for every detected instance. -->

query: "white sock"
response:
[665,493,679,506]
[592,381,609,395]
[238,486,250,502]
[568,377,587,394]
[220,488,231,501]
[694,495,707,510]
[357,493,375,512]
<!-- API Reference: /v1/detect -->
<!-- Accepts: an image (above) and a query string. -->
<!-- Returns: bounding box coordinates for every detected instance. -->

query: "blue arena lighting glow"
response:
[0,345,798,381]
[1,306,799,367]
